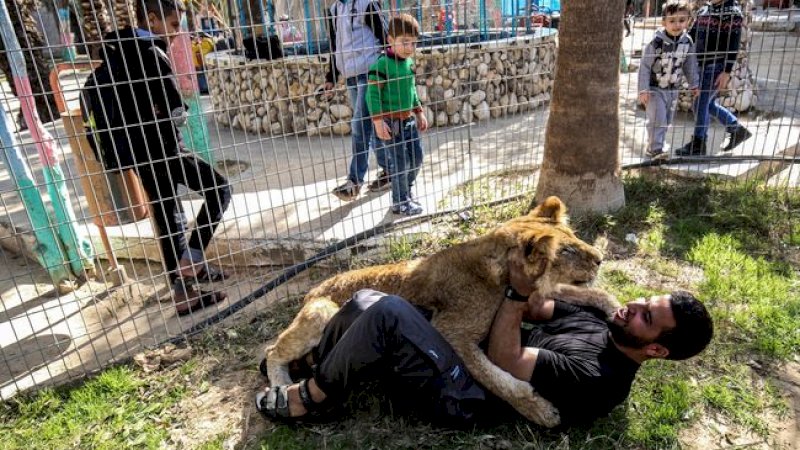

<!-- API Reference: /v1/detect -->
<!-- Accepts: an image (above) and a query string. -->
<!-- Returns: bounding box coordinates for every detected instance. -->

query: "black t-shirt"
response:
[523,301,640,424]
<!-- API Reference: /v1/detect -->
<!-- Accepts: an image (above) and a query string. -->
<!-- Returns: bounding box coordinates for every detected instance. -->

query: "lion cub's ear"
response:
[530,196,568,225]
[525,235,558,262]
[524,235,559,278]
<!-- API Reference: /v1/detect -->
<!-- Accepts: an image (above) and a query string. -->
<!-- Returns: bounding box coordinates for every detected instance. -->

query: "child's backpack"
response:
[80,57,128,171]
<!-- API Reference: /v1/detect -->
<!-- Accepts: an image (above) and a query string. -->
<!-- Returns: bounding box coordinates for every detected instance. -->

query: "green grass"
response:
[0,366,186,450]
[2,176,798,450]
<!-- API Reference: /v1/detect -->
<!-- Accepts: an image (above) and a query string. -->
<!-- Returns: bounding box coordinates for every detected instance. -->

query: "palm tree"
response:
[534,0,625,214]
[80,0,111,58]
[0,0,58,124]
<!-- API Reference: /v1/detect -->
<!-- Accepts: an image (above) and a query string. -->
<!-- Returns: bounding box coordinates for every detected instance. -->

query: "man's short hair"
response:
[136,0,185,25]
[662,0,691,18]
[388,14,420,38]
[657,291,713,360]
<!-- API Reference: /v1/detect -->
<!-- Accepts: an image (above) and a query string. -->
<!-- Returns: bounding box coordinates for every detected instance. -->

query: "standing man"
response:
[676,0,752,156]
[325,0,392,201]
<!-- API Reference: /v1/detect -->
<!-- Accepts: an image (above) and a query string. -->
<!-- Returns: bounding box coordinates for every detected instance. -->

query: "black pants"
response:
[311,289,490,427]
[136,153,232,280]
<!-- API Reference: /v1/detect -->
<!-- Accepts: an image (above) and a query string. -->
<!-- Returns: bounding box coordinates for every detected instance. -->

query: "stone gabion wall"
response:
[205,32,557,137]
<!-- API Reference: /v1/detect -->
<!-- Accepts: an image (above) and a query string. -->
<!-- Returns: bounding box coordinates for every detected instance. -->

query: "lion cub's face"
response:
[501,196,603,290]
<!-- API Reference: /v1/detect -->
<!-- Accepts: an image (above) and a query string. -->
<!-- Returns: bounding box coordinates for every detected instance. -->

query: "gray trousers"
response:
[645,88,679,153]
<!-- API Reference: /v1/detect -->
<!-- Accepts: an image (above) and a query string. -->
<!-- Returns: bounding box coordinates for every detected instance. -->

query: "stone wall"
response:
[205,31,557,136]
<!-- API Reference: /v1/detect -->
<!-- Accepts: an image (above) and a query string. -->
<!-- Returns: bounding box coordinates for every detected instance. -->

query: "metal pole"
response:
[302,0,313,55]
[416,0,422,31]
[0,102,73,289]
[479,0,487,39]
[171,15,214,163]
[445,0,453,41]
[0,0,95,278]
[258,0,268,35]
[237,0,248,37]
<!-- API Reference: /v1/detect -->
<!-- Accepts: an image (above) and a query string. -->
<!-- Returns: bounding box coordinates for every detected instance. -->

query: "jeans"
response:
[693,62,739,139]
[312,290,488,427]
[346,74,388,185]
[136,152,232,285]
[378,118,424,206]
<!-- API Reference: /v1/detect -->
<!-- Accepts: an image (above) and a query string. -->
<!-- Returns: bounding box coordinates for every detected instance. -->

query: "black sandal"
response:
[255,379,326,423]
[195,264,229,283]
[175,286,227,316]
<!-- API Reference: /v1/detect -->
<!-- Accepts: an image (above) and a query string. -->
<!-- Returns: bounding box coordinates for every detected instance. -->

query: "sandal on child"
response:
[194,264,230,283]
[255,379,326,423]
[175,287,227,316]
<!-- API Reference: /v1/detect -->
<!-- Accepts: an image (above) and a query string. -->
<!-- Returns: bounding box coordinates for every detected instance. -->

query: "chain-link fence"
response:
[0,0,797,401]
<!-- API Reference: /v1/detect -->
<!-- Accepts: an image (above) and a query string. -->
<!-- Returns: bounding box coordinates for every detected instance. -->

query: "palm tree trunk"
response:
[79,0,110,58]
[534,0,625,214]
[0,0,58,123]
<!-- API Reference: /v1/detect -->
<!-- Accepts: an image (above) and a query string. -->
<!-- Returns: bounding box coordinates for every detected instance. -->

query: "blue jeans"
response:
[693,63,739,139]
[346,74,388,185]
[379,118,424,206]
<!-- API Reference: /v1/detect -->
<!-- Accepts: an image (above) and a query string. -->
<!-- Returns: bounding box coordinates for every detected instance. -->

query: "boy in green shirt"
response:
[366,14,429,216]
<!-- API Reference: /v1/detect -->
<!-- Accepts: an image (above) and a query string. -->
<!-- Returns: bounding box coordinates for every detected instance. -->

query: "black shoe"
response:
[720,126,752,152]
[331,180,361,201]
[675,136,706,156]
[367,170,391,192]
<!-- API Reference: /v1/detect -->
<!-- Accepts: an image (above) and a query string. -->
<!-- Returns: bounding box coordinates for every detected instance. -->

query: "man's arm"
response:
[325,9,338,85]
[487,299,539,381]
[488,249,555,379]
[364,1,387,48]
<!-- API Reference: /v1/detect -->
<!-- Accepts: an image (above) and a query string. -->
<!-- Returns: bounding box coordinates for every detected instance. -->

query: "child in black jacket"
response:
[84,0,231,315]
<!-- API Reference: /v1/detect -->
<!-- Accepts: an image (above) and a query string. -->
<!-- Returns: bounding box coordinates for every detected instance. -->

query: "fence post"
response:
[0,0,95,278]
[0,101,74,290]
[171,24,214,164]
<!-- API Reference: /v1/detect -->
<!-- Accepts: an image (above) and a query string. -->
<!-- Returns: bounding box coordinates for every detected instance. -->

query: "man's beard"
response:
[607,320,653,349]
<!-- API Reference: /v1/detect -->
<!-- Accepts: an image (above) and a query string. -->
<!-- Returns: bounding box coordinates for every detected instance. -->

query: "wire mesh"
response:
[0,0,797,401]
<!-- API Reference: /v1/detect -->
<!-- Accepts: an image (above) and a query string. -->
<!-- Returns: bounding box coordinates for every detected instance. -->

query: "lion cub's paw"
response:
[551,284,620,319]
[536,402,561,428]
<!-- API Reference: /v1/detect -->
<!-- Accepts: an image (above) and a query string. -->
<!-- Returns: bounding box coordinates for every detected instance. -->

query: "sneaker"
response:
[391,203,423,216]
[367,170,391,192]
[646,149,668,160]
[332,180,361,202]
[675,136,707,156]
[720,125,752,152]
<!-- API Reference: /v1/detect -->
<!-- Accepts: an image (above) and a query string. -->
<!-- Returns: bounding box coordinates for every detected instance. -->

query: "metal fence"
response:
[0,0,798,400]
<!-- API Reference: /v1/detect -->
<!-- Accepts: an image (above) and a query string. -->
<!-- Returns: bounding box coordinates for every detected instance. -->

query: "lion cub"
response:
[263,197,614,427]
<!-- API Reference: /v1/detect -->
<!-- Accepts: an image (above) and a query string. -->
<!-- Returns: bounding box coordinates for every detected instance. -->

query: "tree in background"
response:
[0,0,58,124]
[534,0,625,214]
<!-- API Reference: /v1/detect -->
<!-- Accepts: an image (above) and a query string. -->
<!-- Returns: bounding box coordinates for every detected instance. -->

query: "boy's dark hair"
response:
[136,0,185,25]
[656,291,714,360]
[388,14,420,38]
[662,0,691,18]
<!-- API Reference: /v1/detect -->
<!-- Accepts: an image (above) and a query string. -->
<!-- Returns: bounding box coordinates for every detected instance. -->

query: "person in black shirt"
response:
[255,249,714,427]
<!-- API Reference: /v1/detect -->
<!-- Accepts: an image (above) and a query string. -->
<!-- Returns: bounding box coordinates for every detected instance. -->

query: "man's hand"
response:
[416,112,429,132]
[507,248,536,297]
[691,87,700,98]
[715,72,730,92]
[373,118,392,141]
[638,91,650,106]
[508,247,555,321]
